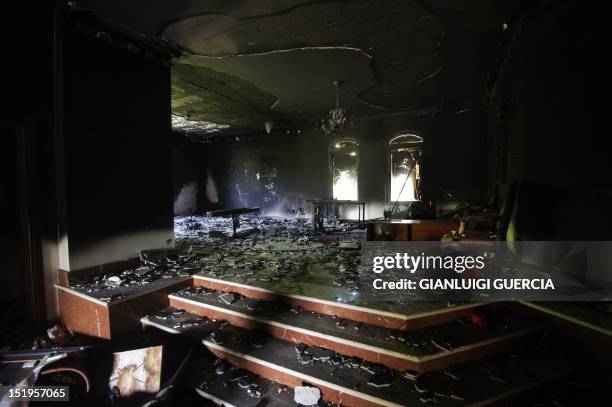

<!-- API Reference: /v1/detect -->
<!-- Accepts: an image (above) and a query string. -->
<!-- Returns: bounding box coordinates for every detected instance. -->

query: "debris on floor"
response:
[173,215,462,315]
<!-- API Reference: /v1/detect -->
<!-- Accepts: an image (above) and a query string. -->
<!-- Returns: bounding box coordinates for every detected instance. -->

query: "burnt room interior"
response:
[1,0,610,406]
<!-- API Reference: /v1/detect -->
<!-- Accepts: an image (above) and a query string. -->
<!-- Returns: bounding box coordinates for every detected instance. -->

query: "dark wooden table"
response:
[307,199,366,231]
[207,207,260,235]
[366,219,459,241]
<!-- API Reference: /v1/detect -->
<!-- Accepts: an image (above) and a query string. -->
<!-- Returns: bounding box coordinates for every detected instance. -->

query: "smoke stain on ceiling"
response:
[164,0,444,113]
[184,47,375,111]
[80,0,525,137]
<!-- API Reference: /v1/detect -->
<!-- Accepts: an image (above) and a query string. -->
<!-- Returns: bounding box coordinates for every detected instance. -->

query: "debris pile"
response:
[175,215,369,302]
[69,252,198,302]
[174,215,466,314]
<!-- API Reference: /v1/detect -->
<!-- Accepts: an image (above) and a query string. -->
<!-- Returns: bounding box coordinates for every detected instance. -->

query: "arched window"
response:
[330,139,359,201]
[389,134,422,202]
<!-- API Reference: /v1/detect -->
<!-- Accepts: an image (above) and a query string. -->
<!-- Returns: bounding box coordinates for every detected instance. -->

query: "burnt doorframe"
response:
[1,119,47,327]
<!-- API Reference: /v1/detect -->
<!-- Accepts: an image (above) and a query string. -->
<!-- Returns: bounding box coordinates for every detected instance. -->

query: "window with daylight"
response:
[330,139,359,201]
[389,134,422,202]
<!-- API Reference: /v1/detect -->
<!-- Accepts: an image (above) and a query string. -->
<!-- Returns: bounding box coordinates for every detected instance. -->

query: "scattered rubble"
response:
[68,251,199,302]
[173,215,477,315]
[174,215,370,303]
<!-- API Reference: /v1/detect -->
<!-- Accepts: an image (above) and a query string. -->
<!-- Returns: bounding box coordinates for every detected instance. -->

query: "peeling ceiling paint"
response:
[179,46,377,118]
[80,0,525,136]
[163,0,444,111]
[171,114,230,136]
[172,63,295,137]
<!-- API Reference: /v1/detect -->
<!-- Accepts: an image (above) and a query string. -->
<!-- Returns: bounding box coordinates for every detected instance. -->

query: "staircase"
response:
[57,272,585,406]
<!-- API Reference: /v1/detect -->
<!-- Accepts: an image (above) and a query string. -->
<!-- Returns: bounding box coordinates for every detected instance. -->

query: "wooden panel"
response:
[411,222,456,241]
[367,223,408,241]
[205,343,399,407]
[57,269,70,287]
[108,279,192,338]
[366,220,457,241]
[58,289,111,339]
[57,279,191,339]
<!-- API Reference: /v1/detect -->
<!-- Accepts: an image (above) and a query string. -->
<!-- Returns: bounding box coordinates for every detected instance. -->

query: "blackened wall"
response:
[63,25,173,270]
[173,107,489,219]
[1,3,57,319]
[490,0,608,240]
[0,134,21,300]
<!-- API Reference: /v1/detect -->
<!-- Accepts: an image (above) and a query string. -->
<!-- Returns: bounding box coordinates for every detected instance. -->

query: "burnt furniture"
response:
[307,199,366,231]
[207,207,260,235]
[366,219,458,241]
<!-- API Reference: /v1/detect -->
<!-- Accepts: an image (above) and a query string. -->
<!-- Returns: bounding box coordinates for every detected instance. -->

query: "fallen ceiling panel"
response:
[171,63,295,137]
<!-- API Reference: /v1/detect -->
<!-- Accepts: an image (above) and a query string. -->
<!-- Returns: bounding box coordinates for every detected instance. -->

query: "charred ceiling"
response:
[78,0,526,137]
[175,46,377,122]
[65,6,182,63]
[163,0,444,111]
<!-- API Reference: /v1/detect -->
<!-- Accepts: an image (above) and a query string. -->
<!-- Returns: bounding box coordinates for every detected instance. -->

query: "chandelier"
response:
[319,80,353,136]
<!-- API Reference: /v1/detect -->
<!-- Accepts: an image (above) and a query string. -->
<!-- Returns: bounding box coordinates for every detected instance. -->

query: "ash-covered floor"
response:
[172,215,459,315]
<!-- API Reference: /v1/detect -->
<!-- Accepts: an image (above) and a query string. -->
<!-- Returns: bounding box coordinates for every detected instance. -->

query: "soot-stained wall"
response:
[0,135,21,300]
[173,133,209,215]
[63,25,173,270]
[3,3,57,318]
[490,0,608,241]
[174,108,489,219]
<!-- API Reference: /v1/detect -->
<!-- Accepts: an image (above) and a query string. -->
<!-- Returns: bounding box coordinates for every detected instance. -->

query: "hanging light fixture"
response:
[319,80,353,137]
[264,121,274,134]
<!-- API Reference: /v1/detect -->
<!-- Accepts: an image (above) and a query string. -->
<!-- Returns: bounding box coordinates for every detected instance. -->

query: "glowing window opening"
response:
[389,134,422,202]
[330,139,359,201]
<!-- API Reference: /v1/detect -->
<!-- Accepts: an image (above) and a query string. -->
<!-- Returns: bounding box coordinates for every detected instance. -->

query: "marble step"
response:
[184,347,333,407]
[141,308,573,407]
[168,286,540,373]
[192,274,483,331]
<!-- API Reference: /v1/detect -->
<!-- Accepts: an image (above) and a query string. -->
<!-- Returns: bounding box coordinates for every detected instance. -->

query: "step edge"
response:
[203,339,405,407]
[519,301,612,336]
[466,364,573,407]
[55,284,109,307]
[170,295,539,365]
[194,388,237,407]
[170,295,420,362]
[417,328,541,363]
[193,274,484,320]
[55,276,192,307]
[141,316,181,334]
